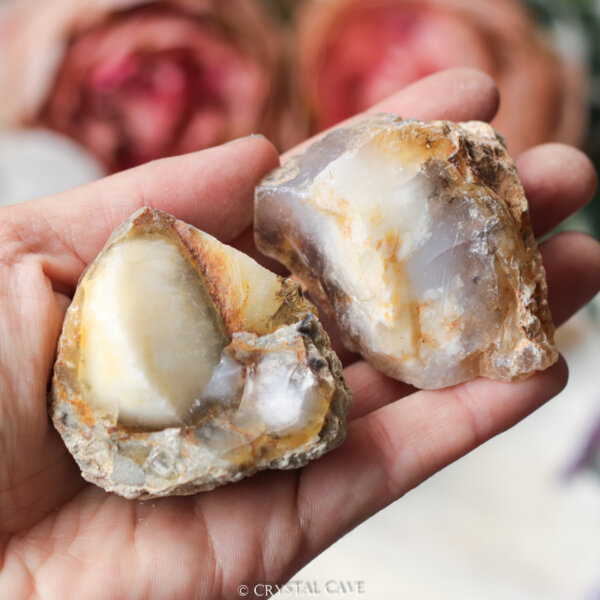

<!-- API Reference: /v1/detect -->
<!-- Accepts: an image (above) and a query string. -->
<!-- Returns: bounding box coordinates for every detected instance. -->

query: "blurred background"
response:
[1,0,599,597]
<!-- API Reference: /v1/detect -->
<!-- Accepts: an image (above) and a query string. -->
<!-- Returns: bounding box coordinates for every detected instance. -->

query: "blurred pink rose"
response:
[296,0,588,155]
[0,0,283,172]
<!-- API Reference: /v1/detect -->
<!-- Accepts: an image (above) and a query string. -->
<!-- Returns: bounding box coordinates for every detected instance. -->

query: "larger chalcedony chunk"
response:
[255,114,558,388]
[51,208,351,498]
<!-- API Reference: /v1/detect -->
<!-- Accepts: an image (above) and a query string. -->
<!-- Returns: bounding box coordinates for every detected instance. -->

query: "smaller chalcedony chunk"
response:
[51,208,351,498]
[255,114,558,388]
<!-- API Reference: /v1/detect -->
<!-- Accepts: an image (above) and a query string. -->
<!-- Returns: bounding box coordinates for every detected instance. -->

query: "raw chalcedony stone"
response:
[51,208,351,499]
[255,114,558,389]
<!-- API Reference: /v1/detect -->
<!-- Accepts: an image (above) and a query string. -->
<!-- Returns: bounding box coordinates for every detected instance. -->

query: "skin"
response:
[0,68,599,599]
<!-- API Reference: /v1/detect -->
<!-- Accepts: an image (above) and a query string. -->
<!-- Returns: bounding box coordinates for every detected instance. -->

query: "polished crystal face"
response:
[255,114,558,388]
[51,208,352,498]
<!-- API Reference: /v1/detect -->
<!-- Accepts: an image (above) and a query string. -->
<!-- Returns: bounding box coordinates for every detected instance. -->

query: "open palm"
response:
[1,69,599,600]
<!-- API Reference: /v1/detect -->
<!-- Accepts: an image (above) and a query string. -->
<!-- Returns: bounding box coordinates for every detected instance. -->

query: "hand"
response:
[1,68,598,599]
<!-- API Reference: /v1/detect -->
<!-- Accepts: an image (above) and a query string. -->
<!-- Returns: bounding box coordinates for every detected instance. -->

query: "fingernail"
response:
[223,133,267,146]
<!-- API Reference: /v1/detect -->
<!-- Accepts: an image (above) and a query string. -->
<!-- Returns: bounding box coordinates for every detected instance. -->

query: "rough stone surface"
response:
[255,114,558,389]
[50,208,352,499]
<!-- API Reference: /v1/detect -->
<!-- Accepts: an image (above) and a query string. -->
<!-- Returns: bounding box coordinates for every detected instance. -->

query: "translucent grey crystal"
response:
[255,114,558,388]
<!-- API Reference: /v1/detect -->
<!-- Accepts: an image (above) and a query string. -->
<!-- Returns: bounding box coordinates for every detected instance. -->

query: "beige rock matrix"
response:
[255,114,558,389]
[51,208,352,499]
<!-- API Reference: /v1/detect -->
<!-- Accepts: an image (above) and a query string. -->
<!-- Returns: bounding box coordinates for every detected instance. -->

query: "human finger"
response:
[541,231,600,326]
[295,355,567,560]
[0,136,279,293]
[345,361,416,419]
[517,144,597,238]
[282,67,500,161]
